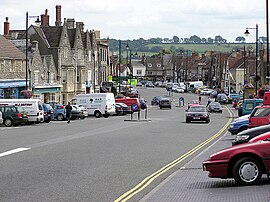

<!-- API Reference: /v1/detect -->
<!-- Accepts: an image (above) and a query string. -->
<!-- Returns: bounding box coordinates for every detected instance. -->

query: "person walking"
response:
[65,102,72,123]
[199,95,202,104]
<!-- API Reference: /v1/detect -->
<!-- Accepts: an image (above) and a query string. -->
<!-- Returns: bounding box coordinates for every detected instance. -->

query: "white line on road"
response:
[0,148,31,157]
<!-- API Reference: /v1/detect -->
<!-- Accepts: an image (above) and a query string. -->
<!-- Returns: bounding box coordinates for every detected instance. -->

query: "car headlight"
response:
[230,124,234,128]
[235,135,250,141]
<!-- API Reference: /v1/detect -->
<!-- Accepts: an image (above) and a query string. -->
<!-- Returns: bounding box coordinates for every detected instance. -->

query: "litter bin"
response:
[179,97,184,107]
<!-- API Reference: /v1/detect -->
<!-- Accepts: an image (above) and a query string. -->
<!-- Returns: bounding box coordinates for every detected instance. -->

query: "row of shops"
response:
[0,79,62,103]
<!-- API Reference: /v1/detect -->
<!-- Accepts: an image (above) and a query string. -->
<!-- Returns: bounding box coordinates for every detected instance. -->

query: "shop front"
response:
[32,85,62,103]
[0,80,28,99]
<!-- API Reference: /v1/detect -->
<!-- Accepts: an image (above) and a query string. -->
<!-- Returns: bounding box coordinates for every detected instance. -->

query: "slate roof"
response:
[0,34,25,59]
[67,29,76,48]
[41,26,63,47]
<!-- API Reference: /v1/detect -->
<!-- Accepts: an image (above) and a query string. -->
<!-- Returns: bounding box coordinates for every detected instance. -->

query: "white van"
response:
[73,93,116,118]
[0,99,44,123]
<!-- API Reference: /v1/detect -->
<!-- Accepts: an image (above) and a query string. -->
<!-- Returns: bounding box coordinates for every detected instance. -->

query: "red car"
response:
[248,105,270,128]
[202,141,270,185]
[249,131,270,143]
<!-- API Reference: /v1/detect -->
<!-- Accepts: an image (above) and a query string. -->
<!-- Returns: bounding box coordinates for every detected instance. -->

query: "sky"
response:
[0,0,267,42]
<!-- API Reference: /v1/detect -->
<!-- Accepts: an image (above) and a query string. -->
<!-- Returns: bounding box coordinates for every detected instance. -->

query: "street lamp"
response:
[25,12,40,90]
[126,44,129,87]
[267,0,269,82]
[245,24,258,95]
[118,40,122,95]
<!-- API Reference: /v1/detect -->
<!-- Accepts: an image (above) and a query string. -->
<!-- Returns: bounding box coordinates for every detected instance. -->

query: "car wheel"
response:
[233,157,262,186]
[57,114,64,121]
[186,118,190,123]
[206,119,210,123]
[4,118,13,127]
[94,111,102,118]
[45,120,51,123]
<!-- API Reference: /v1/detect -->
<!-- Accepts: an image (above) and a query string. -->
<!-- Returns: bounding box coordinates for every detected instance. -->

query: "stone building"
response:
[0,34,26,98]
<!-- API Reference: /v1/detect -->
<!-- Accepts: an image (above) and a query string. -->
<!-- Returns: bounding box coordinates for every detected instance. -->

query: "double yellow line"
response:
[115,106,233,202]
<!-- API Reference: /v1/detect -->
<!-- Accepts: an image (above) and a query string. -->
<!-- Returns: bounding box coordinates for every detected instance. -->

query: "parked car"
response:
[232,124,270,146]
[115,103,132,115]
[50,104,66,121]
[159,98,171,109]
[203,140,270,185]
[249,131,270,143]
[0,111,3,125]
[185,105,210,123]
[228,114,249,135]
[71,105,85,119]
[0,105,28,127]
[42,103,54,123]
[207,102,222,113]
[238,99,263,117]
[114,103,124,116]
[145,81,155,88]
[216,93,228,104]
[151,96,162,105]
[248,105,270,128]
[77,105,89,117]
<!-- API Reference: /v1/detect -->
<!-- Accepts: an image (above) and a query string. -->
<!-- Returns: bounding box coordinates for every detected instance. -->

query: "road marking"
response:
[0,148,31,157]
[114,106,233,202]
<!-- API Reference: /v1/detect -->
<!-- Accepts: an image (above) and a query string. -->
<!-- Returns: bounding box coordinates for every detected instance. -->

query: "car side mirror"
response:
[185,109,188,112]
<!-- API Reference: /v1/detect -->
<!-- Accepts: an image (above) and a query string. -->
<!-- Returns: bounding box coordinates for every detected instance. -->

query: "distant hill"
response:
[109,39,256,56]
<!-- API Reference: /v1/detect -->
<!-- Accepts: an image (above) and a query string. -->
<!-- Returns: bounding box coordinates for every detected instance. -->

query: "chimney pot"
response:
[4,17,10,35]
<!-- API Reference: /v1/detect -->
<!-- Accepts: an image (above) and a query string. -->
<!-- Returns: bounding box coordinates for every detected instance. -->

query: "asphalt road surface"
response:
[0,87,230,202]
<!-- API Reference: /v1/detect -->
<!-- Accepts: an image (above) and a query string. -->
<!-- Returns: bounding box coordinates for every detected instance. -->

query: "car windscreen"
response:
[189,107,207,112]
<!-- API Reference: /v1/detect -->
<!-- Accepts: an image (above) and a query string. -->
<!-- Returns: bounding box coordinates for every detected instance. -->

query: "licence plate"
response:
[194,117,200,119]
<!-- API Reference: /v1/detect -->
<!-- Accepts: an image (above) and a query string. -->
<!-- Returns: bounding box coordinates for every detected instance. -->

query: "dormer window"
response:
[157,63,161,67]
[147,63,152,67]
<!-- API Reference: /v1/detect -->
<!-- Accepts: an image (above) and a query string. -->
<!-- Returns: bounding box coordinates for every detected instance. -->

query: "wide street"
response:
[1,87,232,202]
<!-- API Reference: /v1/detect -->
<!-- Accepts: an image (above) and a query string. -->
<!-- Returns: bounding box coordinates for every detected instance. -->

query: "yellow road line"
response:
[115,106,233,202]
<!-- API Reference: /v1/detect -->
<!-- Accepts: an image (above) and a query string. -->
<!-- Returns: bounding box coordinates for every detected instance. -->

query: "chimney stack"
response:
[55,5,62,26]
[41,9,49,26]
[4,17,10,35]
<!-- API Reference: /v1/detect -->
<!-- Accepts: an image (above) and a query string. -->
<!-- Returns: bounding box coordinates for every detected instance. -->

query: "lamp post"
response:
[245,24,258,95]
[92,52,96,93]
[25,12,40,90]
[118,40,121,95]
[267,0,269,82]
[126,44,129,88]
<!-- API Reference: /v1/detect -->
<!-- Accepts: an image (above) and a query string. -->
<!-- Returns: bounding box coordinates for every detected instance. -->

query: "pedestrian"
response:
[199,95,202,104]
[206,97,211,107]
[65,102,72,123]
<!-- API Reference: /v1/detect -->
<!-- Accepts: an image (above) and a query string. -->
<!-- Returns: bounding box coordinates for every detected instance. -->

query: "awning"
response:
[0,81,26,88]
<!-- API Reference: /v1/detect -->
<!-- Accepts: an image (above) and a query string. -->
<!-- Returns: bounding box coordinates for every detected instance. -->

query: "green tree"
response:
[235,36,245,43]
[190,35,201,43]
[172,36,180,43]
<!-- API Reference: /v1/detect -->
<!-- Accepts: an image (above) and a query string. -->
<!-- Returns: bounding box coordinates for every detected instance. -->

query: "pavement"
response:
[139,107,270,202]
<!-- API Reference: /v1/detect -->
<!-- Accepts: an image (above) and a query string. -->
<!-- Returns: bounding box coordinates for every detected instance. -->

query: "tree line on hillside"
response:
[109,35,267,53]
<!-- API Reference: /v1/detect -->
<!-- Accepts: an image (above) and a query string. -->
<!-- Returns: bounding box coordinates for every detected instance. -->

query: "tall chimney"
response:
[55,5,62,26]
[41,9,49,26]
[4,17,10,35]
